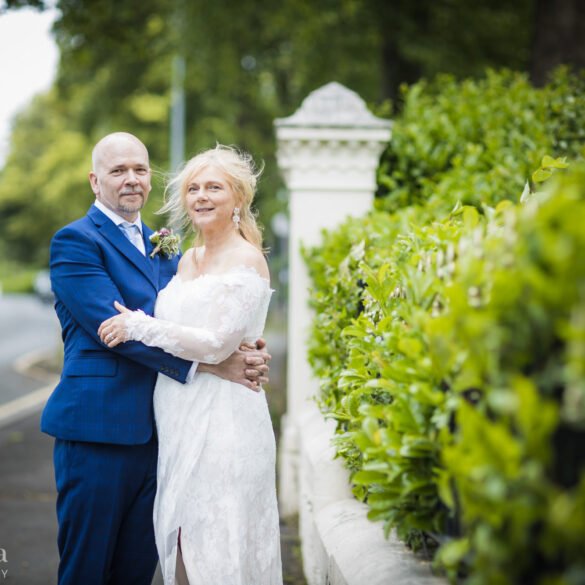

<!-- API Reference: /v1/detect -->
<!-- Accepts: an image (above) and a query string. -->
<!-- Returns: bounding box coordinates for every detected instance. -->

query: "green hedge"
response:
[375,68,585,214]
[304,70,585,584]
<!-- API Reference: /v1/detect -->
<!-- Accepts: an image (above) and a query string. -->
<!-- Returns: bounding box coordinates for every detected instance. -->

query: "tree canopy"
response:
[0,0,582,264]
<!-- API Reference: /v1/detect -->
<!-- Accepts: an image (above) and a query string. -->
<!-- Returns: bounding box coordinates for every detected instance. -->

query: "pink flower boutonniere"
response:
[149,228,180,259]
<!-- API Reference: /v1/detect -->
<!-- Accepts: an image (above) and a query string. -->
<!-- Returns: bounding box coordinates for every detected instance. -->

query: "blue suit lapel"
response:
[88,206,159,291]
[142,223,161,286]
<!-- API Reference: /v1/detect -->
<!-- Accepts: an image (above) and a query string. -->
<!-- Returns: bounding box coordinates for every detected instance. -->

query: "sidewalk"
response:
[0,411,58,583]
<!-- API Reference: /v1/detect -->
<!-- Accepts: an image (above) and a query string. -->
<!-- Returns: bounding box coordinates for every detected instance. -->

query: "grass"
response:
[0,259,40,293]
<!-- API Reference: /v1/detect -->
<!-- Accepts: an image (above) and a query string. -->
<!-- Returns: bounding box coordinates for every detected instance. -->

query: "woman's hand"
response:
[98,301,132,348]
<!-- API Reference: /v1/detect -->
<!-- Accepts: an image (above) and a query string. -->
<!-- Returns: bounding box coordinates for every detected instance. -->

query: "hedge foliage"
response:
[304,70,585,584]
[375,68,585,214]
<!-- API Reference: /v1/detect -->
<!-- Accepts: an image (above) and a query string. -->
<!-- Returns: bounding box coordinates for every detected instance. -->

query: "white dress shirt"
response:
[94,200,146,255]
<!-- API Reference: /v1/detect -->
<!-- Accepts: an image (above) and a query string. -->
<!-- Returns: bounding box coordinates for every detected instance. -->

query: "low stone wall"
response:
[296,404,445,585]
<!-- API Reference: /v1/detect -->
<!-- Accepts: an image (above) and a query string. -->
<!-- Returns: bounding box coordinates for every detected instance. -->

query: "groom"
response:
[41,132,270,585]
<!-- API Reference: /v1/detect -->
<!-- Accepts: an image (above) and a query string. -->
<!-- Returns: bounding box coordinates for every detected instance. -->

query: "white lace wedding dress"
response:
[123,265,282,585]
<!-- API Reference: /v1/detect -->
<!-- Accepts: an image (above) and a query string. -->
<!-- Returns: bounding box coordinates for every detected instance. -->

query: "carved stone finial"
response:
[275,82,391,129]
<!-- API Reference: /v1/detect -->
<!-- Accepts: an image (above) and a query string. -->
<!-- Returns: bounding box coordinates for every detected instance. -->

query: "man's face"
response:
[89,138,152,221]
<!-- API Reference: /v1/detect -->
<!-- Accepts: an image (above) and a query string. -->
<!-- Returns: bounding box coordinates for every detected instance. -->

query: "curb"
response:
[0,348,58,430]
[0,384,53,429]
[13,347,60,383]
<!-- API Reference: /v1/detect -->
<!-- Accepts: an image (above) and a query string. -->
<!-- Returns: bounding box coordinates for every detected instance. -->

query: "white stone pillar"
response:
[275,82,392,516]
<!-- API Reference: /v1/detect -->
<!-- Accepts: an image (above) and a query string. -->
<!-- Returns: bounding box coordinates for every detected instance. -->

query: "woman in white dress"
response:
[98,146,283,585]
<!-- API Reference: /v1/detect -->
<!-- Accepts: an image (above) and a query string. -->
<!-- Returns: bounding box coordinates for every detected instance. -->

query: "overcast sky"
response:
[0,5,59,167]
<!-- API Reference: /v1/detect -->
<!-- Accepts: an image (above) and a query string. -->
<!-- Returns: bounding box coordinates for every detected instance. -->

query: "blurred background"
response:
[1,0,583,298]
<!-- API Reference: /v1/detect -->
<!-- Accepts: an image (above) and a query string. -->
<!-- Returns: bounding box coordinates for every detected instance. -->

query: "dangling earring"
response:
[232,207,240,227]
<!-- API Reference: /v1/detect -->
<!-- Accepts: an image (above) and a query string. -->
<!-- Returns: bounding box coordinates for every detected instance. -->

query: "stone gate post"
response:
[274,82,392,516]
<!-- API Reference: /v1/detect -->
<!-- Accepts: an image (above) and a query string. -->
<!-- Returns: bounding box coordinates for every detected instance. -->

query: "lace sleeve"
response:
[123,274,269,364]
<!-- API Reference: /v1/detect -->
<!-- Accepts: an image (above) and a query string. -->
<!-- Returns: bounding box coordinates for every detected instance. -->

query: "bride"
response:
[98,145,283,585]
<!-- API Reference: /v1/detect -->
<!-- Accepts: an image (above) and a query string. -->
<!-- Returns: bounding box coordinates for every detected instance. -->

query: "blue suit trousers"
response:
[53,438,158,585]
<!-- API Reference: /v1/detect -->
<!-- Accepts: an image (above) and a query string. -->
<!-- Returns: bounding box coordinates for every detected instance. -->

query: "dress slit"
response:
[175,527,190,585]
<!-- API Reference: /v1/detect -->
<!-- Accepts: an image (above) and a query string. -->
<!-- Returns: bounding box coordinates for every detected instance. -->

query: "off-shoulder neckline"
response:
[173,264,271,286]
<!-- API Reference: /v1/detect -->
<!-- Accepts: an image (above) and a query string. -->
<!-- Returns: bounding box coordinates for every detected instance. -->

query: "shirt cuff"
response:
[186,361,199,383]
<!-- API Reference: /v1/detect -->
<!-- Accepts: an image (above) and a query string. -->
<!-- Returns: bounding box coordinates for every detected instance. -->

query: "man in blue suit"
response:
[41,132,269,585]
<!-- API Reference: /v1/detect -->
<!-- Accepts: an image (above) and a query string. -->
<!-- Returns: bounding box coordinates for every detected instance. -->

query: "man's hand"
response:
[199,338,271,391]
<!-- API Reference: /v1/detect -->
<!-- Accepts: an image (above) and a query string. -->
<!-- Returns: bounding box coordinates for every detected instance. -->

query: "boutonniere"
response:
[149,228,180,259]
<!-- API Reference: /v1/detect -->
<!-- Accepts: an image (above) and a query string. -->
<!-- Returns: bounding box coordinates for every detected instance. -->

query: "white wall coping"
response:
[298,402,446,585]
[318,499,443,585]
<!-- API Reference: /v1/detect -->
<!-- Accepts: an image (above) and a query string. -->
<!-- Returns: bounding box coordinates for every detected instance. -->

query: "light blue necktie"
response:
[119,222,145,256]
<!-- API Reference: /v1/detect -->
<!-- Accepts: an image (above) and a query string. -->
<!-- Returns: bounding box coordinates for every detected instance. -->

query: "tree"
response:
[0,92,93,263]
[530,0,585,85]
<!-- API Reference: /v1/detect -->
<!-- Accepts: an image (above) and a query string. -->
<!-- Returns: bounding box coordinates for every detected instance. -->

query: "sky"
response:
[0,4,59,167]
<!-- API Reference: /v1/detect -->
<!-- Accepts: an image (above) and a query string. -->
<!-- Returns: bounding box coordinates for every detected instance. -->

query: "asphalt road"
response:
[0,294,60,405]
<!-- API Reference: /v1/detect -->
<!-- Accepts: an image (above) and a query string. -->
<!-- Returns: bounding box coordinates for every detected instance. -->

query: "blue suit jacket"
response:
[41,205,192,445]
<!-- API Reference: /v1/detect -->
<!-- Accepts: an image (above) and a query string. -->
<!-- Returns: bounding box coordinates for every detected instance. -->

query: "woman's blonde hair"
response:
[159,144,264,249]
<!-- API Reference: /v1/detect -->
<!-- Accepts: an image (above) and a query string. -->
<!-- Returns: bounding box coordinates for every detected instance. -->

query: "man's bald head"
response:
[92,132,149,173]
[89,132,152,222]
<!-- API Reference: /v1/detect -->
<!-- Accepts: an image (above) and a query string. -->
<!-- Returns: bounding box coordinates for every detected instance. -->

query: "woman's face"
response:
[185,166,237,231]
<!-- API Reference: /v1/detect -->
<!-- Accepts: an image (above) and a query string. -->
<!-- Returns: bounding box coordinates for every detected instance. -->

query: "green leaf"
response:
[532,168,553,183]
[463,206,480,229]
[352,470,387,485]
[437,537,470,568]
[397,337,424,359]
[542,154,569,169]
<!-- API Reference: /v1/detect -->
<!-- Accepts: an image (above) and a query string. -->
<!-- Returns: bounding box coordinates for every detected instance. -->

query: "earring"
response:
[232,207,241,227]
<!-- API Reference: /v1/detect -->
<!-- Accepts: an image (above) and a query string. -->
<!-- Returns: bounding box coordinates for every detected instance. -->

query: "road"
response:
[0,294,60,405]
